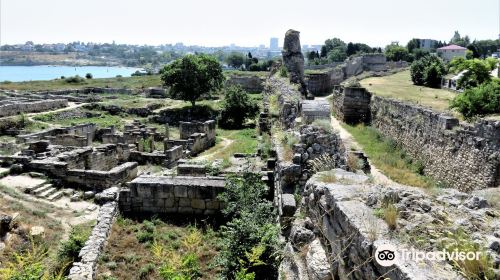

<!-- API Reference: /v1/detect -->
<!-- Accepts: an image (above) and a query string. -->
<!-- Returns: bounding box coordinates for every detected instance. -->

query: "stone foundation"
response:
[226,74,265,93]
[0,99,68,117]
[119,176,225,215]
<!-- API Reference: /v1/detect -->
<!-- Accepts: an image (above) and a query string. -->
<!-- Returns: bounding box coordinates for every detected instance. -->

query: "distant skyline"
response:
[0,0,498,48]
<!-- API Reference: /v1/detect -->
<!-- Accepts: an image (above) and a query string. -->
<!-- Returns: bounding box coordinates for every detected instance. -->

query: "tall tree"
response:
[161,54,224,106]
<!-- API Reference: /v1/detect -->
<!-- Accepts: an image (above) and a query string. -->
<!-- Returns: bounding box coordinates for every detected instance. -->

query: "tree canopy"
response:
[161,54,224,106]
[385,44,411,62]
[410,55,446,88]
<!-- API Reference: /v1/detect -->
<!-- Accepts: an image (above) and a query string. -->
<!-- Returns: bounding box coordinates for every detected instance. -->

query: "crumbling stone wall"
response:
[119,176,225,215]
[68,198,118,280]
[265,77,301,129]
[17,123,96,144]
[0,99,68,117]
[332,87,372,124]
[371,96,500,191]
[305,67,344,95]
[226,74,265,93]
[298,174,461,280]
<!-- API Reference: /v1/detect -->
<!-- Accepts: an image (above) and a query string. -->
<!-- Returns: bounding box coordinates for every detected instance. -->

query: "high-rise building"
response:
[270,37,279,50]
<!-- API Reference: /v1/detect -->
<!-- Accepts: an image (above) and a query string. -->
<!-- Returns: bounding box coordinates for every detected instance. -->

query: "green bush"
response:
[218,86,259,128]
[217,173,282,279]
[65,75,85,84]
[450,80,500,119]
[410,56,446,88]
[85,73,93,79]
[278,65,288,78]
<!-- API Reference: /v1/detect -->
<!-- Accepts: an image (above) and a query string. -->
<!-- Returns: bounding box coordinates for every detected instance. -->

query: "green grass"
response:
[34,110,125,129]
[224,70,268,77]
[360,70,457,113]
[96,217,221,279]
[0,75,162,91]
[198,128,258,161]
[341,123,435,188]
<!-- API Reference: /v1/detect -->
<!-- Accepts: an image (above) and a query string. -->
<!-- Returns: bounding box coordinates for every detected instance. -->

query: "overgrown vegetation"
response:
[219,86,259,128]
[217,173,282,279]
[438,229,495,280]
[410,55,446,88]
[450,80,500,119]
[341,123,435,188]
[96,217,221,279]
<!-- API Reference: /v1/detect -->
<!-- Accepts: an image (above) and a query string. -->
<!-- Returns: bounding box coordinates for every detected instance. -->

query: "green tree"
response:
[410,56,446,87]
[85,73,93,79]
[219,86,259,128]
[385,44,411,62]
[457,59,492,89]
[450,31,470,47]
[450,80,500,119]
[406,38,421,53]
[327,48,347,62]
[320,38,346,58]
[226,52,246,69]
[161,54,224,106]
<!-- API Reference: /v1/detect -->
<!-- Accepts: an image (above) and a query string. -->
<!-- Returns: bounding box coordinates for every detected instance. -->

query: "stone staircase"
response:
[24,183,63,201]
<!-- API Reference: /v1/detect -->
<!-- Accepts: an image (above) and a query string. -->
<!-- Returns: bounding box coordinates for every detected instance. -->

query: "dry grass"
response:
[317,171,337,183]
[96,216,221,279]
[341,123,436,188]
[383,203,398,231]
[360,70,456,113]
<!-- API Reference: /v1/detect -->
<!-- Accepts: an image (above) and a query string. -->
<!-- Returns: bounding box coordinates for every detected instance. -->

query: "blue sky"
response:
[0,0,498,47]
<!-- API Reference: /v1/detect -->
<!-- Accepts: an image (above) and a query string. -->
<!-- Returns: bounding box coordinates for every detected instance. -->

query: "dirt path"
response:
[195,137,234,161]
[25,102,88,128]
[317,96,400,186]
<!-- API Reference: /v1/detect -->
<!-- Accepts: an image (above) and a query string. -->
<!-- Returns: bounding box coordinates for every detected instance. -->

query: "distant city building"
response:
[270,37,279,50]
[437,45,467,61]
[418,39,438,50]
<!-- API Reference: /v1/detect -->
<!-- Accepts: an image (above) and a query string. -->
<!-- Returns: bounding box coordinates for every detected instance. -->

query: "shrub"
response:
[219,86,259,128]
[279,65,288,77]
[57,227,91,270]
[217,173,281,279]
[450,80,500,119]
[85,73,93,79]
[65,75,85,84]
[410,56,446,87]
[317,170,337,183]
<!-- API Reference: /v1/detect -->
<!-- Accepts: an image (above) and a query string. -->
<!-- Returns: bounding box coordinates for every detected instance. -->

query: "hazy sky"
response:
[1,0,498,47]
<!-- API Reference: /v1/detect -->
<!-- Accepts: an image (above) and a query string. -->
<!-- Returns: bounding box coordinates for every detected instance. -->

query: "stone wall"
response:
[371,96,500,191]
[297,173,461,280]
[0,99,68,117]
[265,77,301,129]
[26,144,138,190]
[68,199,118,280]
[226,74,265,93]
[332,87,372,124]
[17,123,97,144]
[301,99,331,124]
[305,67,344,96]
[119,176,225,215]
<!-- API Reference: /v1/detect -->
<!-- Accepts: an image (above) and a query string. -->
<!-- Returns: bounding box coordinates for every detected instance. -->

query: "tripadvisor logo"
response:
[374,243,482,267]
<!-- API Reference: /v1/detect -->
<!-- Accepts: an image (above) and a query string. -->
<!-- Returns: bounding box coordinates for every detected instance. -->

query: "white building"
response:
[437,45,467,61]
